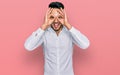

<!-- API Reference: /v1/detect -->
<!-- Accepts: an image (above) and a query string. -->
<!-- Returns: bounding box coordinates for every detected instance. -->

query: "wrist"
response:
[40,24,47,30]
[65,23,72,30]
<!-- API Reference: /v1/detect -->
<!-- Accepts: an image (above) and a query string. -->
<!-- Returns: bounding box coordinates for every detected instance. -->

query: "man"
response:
[24,1,90,75]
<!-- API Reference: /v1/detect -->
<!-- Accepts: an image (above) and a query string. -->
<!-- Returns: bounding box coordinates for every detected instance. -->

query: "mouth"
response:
[54,23,59,28]
[53,23,60,28]
[51,22,63,31]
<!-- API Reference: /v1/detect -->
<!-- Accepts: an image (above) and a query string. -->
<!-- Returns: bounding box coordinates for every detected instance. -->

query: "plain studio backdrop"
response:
[0,0,120,75]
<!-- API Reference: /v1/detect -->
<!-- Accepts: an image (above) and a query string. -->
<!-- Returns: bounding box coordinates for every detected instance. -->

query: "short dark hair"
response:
[48,1,64,9]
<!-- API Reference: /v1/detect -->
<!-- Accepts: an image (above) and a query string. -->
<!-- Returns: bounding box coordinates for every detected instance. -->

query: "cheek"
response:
[59,19,64,23]
[49,19,54,23]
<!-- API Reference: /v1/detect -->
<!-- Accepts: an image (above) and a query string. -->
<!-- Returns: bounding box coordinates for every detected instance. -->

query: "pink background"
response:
[0,0,120,75]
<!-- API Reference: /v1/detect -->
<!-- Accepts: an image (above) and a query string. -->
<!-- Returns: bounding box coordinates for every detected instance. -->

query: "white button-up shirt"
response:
[24,26,90,75]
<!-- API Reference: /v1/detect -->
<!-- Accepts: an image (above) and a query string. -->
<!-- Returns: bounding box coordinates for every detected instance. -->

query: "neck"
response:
[55,25,63,36]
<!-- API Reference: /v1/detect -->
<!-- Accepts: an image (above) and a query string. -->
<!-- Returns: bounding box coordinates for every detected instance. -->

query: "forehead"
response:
[50,8,61,15]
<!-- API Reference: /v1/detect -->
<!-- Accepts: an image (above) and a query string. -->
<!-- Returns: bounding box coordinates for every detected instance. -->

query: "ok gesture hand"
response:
[57,8,72,30]
[41,8,54,30]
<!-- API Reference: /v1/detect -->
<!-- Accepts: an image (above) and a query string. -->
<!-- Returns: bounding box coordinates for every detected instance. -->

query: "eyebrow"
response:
[50,14,63,17]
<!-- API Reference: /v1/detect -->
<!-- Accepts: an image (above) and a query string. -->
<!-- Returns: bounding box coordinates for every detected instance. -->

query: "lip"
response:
[54,23,60,28]
[54,23,60,25]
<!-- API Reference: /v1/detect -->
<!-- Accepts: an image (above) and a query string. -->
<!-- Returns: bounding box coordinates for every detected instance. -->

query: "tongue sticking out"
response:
[54,24,59,28]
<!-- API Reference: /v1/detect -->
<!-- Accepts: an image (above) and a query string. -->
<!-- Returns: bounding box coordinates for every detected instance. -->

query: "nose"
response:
[54,17,59,22]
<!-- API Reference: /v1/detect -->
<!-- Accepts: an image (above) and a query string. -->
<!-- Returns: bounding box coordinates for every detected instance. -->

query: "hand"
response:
[57,8,72,30]
[41,8,54,30]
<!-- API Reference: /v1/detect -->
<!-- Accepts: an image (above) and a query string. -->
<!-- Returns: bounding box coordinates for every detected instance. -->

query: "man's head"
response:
[48,2,64,31]
[49,2,64,9]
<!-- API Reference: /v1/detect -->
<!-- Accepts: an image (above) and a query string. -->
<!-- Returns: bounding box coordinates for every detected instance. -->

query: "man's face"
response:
[49,8,64,31]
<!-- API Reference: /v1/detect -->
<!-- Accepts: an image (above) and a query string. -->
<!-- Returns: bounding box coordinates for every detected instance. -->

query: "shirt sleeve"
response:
[24,27,45,51]
[69,26,90,49]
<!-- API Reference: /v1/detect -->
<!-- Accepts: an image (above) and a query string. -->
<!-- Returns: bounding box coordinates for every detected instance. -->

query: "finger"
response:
[57,9,64,16]
[45,8,51,19]
[47,8,51,13]
[48,8,54,15]
[57,10,64,16]
[60,8,66,15]
[46,8,52,15]
[45,8,53,20]
[61,8,67,17]
[58,19,63,25]
[60,8,67,16]
[60,7,64,12]
[61,8,67,21]
[45,8,52,17]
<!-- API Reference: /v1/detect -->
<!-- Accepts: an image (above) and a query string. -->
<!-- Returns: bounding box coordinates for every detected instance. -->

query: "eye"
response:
[49,16,54,19]
[58,16,63,19]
